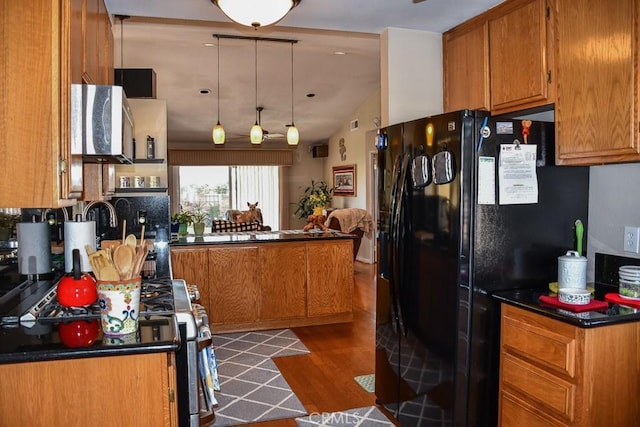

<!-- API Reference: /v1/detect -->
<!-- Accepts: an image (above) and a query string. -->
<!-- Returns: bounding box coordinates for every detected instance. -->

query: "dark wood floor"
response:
[244,261,392,427]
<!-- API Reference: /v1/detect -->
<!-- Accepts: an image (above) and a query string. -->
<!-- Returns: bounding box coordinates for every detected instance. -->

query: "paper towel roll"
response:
[17,222,52,275]
[64,221,96,272]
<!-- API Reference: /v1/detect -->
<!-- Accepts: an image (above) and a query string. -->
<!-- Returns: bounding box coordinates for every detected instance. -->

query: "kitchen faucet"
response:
[82,201,118,228]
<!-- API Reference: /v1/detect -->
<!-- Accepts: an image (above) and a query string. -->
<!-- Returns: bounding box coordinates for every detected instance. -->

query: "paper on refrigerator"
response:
[498,144,538,204]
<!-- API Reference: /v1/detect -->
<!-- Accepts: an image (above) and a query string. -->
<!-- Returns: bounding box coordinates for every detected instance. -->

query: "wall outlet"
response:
[623,226,640,253]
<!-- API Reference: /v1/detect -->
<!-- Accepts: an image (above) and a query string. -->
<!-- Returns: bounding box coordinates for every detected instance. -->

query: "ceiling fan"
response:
[230,107,285,142]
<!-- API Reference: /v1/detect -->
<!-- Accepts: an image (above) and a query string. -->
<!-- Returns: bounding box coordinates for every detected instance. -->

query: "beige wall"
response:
[381,28,443,127]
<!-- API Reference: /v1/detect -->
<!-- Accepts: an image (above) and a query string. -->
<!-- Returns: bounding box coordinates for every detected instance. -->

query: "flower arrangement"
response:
[295,180,333,219]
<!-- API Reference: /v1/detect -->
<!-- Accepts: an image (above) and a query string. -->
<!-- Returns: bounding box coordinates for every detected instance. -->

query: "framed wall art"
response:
[333,164,356,196]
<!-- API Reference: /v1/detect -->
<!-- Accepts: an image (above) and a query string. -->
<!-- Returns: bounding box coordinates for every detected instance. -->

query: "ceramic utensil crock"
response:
[558,250,587,289]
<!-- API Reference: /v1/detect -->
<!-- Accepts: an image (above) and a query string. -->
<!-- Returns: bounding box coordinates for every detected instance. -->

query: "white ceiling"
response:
[104,0,505,148]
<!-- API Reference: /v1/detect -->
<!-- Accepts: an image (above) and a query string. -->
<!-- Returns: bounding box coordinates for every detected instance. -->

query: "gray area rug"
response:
[295,406,394,427]
[213,329,310,426]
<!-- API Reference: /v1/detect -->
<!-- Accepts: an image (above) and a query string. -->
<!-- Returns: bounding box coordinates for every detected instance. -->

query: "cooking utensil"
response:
[113,244,135,279]
[125,234,137,248]
[87,249,120,281]
[575,219,584,255]
[57,249,98,307]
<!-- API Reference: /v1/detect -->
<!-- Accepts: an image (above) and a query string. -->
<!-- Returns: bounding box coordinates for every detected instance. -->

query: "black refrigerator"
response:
[374,110,589,426]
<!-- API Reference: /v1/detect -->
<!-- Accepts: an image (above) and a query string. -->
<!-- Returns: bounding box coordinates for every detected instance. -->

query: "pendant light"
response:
[250,40,263,145]
[287,41,299,146]
[212,35,226,145]
[212,0,301,29]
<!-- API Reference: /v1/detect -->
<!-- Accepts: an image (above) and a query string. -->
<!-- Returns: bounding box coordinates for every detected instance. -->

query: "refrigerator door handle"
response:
[395,154,411,337]
[387,155,402,332]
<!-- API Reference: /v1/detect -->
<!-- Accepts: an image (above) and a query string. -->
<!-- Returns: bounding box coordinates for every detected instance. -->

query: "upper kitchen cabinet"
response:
[0,0,85,208]
[84,0,113,85]
[81,0,115,201]
[443,17,490,112]
[554,0,640,165]
[489,0,554,114]
[443,0,554,115]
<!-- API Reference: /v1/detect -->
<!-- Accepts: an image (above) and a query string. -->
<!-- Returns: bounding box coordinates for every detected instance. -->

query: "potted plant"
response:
[295,180,333,219]
[172,211,193,236]
[190,208,208,237]
[0,212,20,240]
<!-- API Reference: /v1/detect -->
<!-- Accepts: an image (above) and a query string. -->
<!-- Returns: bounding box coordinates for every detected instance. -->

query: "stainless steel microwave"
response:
[71,84,134,164]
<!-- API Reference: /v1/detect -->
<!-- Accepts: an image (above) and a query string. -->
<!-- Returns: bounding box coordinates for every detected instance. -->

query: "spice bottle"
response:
[146,135,155,160]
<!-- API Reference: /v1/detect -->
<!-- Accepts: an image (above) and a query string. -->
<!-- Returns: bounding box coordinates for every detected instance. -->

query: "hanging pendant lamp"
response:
[250,40,263,145]
[287,41,299,146]
[212,36,225,145]
[212,0,301,29]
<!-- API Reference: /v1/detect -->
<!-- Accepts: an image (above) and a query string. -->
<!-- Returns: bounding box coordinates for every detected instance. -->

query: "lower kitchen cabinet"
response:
[498,304,640,426]
[259,243,307,320]
[0,352,177,426]
[170,239,354,333]
[307,241,353,317]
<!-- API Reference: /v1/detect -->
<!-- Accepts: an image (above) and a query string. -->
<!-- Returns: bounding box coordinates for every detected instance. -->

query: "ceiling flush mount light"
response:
[250,40,263,145]
[212,35,225,145]
[212,0,301,29]
[287,41,299,146]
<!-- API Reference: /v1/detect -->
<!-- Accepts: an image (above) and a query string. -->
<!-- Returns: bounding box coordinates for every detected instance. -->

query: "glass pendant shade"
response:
[250,123,263,144]
[213,0,299,28]
[213,122,225,144]
[287,124,299,145]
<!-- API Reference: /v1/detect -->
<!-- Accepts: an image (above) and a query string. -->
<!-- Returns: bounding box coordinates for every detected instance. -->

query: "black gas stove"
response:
[0,258,180,327]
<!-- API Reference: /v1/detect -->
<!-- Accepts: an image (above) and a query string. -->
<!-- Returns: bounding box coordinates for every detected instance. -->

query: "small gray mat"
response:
[295,406,394,427]
[354,374,375,393]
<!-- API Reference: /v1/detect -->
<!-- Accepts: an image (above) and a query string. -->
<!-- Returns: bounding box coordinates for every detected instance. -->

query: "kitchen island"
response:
[170,230,356,333]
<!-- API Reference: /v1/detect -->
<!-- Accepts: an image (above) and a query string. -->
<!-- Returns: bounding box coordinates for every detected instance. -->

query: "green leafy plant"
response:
[171,211,194,225]
[191,208,208,224]
[295,180,333,219]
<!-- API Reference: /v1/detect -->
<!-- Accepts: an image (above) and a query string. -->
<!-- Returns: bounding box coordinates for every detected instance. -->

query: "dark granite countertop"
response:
[170,229,356,246]
[493,287,640,328]
[0,261,180,365]
[0,315,180,364]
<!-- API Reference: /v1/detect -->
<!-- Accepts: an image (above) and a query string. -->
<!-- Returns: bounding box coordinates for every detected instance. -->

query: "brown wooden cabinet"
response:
[0,0,84,207]
[443,0,553,115]
[498,304,640,427]
[307,241,353,317]
[208,246,260,325]
[554,0,640,165]
[489,0,554,114]
[171,239,354,333]
[260,243,307,320]
[443,17,490,112]
[0,352,177,426]
[81,0,116,201]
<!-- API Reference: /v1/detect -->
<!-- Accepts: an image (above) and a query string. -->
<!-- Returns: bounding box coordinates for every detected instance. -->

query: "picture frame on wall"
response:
[333,164,356,196]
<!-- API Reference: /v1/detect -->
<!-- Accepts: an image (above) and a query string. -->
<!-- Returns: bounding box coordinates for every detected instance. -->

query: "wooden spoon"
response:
[113,244,135,279]
[125,234,137,248]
